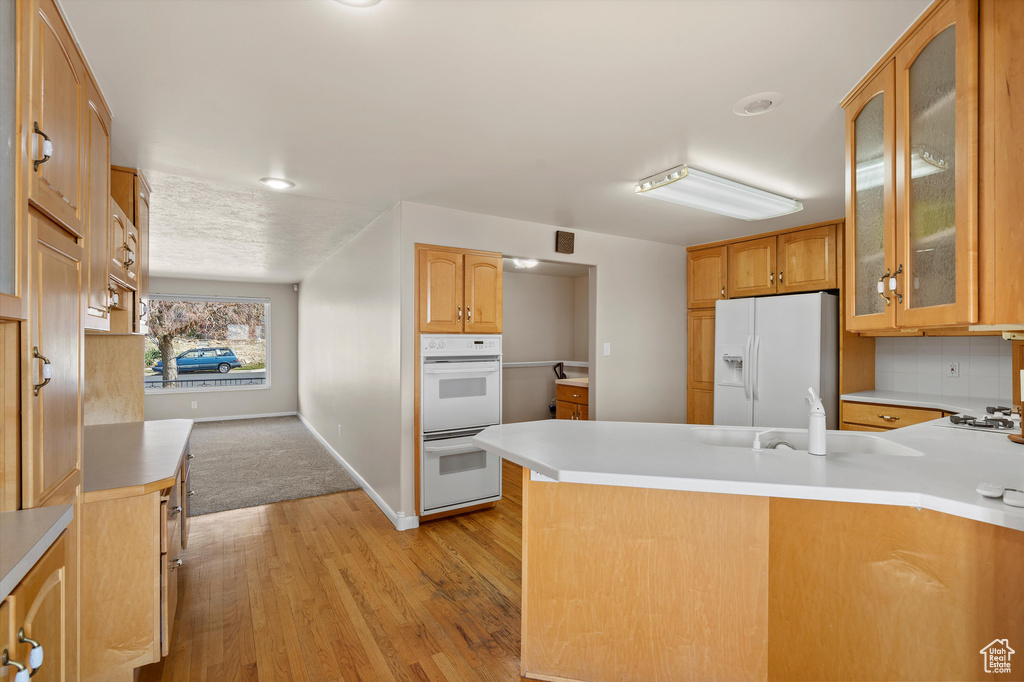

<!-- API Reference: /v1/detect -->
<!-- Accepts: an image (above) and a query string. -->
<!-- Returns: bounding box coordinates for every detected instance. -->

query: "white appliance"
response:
[420,334,502,516]
[713,292,838,429]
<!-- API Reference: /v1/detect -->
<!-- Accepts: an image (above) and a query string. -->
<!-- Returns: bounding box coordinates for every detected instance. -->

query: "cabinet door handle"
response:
[169,505,182,518]
[878,415,900,422]
[888,264,903,304]
[779,270,784,284]
[187,490,195,497]
[32,347,52,396]
[169,558,183,571]
[720,286,725,297]
[186,453,194,460]
[17,629,43,674]
[877,268,891,307]
[769,271,774,285]
[457,305,462,321]
[1,649,28,680]
[467,307,471,320]
[32,122,52,171]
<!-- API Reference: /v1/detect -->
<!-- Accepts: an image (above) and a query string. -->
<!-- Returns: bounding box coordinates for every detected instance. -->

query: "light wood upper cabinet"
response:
[83,73,111,330]
[26,0,87,237]
[777,224,837,294]
[463,254,502,334]
[108,198,137,293]
[687,247,727,309]
[418,248,463,333]
[111,166,151,333]
[10,531,73,682]
[416,245,502,334]
[24,210,82,509]
[844,0,981,331]
[728,236,777,298]
[845,64,897,332]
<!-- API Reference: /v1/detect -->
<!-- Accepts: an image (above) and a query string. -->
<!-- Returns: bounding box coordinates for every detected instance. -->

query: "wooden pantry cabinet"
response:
[686,246,727,309]
[686,309,716,425]
[416,244,502,334]
[844,0,1024,331]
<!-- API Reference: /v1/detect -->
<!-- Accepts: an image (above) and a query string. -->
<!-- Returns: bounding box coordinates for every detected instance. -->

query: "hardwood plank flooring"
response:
[139,460,528,682]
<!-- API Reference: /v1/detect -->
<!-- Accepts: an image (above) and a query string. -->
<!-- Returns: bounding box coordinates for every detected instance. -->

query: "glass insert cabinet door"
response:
[845,63,896,332]
[893,0,977,327]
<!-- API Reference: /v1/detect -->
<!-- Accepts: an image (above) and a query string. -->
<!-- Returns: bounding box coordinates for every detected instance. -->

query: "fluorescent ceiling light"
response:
[634,165,802,221]
[259,177,295,190]
[335,0,381,5]
[856,149,948,191]
[512,258,539,269]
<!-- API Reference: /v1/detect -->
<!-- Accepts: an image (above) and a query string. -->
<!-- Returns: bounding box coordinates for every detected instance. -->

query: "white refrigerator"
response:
[713,292,839,428]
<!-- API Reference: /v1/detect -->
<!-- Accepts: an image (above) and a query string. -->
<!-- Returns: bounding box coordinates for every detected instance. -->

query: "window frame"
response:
[144,293,272,395]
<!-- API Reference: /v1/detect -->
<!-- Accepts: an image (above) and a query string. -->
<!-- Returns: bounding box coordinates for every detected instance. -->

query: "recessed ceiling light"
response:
[733,92,785,117]
[512,258,539,269]
[335,0,381,6]
[260,177,295,190]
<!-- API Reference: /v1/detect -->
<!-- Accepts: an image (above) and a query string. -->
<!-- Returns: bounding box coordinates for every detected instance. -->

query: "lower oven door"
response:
[421,431,502,514]
[421,359,501,432]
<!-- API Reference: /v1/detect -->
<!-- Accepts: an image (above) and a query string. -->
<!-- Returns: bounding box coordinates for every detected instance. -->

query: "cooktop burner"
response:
[943,406,1020,432]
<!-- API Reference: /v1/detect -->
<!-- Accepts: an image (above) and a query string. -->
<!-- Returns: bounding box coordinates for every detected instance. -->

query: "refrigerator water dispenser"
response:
[717,344,746,387]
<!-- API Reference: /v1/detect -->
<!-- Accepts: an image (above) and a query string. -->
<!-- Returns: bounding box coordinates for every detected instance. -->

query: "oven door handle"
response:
[424,444,482,455]
[424,365,499,375]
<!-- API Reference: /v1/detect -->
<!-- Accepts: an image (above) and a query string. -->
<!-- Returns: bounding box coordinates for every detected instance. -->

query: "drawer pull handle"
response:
[1,649,29,681]
[169,558,183,571]
[32,122,52,171]
[17,630,42,676]
[187,490,195,497]
[572,393,580,398]
[879,415,900,421]
[169,505,182,518]
[32,347,52,396]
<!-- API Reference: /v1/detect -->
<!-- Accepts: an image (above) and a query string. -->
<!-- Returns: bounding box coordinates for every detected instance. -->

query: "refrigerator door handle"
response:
[752,335,761,400]
[743,335,753,400]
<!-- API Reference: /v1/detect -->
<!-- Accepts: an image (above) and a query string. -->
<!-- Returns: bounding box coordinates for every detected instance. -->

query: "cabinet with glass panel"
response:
[844,0,978,331]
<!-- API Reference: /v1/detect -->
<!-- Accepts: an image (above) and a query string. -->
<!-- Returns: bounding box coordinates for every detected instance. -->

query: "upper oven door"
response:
[422,359,500,432]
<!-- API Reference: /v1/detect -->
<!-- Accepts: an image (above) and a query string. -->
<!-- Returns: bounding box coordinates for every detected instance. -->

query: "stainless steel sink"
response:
[690,426,923,457]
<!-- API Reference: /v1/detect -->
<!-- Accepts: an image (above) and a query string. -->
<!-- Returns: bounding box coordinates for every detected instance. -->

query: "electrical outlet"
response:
[946,361,960,378]
[191,400,198,409]
[604,342,611,356]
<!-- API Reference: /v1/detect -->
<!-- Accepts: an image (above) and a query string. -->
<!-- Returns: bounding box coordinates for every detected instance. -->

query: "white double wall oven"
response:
[420,335,503,516]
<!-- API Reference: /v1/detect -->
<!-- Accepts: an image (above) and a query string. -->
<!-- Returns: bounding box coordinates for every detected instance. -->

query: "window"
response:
[144,294,270,393]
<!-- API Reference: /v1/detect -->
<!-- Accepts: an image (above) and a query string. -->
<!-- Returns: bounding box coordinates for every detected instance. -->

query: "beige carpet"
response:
[187,416,361,516]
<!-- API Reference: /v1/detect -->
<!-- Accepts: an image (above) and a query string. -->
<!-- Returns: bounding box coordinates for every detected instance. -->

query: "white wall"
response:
[398,202,688,518]
[296,205,405,517]
[573,275,589,362]
[144,277,298,420]
[501,270,579,423]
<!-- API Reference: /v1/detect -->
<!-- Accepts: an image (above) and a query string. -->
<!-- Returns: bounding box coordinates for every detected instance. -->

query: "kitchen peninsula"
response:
[475,419,1024,681]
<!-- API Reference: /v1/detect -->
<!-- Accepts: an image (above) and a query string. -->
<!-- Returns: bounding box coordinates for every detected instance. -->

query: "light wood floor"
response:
[140,460,528,682]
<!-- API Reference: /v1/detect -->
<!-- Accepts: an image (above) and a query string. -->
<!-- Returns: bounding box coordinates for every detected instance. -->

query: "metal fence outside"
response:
[144,377,266,389]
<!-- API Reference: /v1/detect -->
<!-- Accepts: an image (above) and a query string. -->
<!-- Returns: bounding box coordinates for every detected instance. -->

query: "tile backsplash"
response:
[875,336,1013,400]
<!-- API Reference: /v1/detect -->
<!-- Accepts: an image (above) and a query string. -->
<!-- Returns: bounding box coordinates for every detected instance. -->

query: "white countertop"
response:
[841,390,1014,416]
[555,378,589,388]
[84,419,193,500]
[0,504,74,601]
[474,419,1024,532]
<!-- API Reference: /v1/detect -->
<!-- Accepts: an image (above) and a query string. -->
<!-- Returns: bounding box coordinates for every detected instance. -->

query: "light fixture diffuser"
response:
[260,177,295,190]
[512,258,539,269]
[634,165,802,221]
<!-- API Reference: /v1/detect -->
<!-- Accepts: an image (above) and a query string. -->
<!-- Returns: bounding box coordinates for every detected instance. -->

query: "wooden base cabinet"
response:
[1,531,75,682]
[555,383,588,420]
[686,309,715,425]
[840,400,950,430]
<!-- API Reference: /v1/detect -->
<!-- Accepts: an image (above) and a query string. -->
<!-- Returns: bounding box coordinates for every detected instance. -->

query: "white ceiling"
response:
[60,0,930,282]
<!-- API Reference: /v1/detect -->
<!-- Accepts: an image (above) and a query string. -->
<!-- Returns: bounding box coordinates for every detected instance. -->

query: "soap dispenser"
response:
[807,387,826,456]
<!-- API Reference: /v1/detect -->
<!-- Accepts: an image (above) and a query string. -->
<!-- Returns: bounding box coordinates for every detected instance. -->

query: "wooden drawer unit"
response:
[556,384,588,405]
[840,401,947,430]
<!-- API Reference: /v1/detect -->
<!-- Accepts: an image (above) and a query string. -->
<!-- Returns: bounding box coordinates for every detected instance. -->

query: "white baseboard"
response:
[191,411,297,423]
[297,413,419,531]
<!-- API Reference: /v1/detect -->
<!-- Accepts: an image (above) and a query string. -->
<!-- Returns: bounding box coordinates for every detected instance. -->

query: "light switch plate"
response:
[947,361,959,377]
[604,342,611,356]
